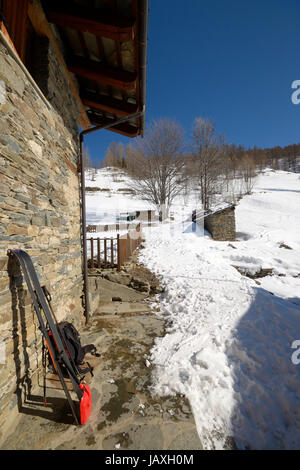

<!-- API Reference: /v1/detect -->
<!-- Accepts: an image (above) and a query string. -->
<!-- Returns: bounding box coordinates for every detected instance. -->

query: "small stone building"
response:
[204,205,236,241]
[0,0,148,436]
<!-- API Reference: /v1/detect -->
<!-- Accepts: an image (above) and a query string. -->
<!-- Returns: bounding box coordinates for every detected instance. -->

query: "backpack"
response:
[48,321,99,376]
[57,321,99,366]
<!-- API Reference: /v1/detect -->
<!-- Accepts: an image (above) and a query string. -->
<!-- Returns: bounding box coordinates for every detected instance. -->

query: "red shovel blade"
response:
[79,383,92,424]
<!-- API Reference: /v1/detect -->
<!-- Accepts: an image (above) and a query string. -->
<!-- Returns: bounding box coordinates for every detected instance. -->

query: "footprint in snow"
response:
[179,370,190,383]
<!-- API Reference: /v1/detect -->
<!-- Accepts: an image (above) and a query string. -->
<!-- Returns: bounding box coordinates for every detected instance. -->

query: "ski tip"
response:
[7,248,23,256]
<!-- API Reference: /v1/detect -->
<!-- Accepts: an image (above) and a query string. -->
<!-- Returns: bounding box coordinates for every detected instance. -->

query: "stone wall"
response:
[204,205,236,241]
[0,36,84,437]
[30,36,80,139]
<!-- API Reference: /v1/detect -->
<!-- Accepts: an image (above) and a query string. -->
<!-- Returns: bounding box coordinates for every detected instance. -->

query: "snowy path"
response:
[138,171,300,450]
[85,167,300,449]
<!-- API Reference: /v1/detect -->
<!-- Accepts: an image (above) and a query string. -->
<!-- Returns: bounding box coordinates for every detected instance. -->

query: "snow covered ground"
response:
[86,167,300,450]
[85,167,153,227]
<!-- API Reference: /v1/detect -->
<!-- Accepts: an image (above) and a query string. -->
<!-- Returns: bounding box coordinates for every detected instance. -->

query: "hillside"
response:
[85,167,300,450]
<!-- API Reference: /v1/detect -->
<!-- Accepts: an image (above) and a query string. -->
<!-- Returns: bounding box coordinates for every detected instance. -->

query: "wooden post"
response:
[90,237,94,268]
[128,232,132,257]
[111,238,114,266]
[117,234,121,272]
[104,238,108,266]
[97,238,100,267]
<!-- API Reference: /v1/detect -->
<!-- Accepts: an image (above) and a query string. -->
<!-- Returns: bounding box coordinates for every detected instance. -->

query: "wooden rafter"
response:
[88,113,139,137]
[68,56,137,91]
[132,0,141,133]
[45,4,136,42]
[81,92,138,117]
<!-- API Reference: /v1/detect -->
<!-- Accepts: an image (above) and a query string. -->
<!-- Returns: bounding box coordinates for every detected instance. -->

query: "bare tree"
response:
[83,145,91,171]
[190,118,224,211]
[238,154,257,194]
[124,143,137,176]
[83,145,97,181]
[104,141,125,168]
[129,118,187,219]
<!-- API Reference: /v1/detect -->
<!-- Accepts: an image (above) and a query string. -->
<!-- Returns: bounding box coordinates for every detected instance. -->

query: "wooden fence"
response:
[87,222,138,233]
[88,225,142,271]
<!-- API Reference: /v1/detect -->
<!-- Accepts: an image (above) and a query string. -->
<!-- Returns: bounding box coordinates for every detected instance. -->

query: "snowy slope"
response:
[86,167,300,450]
[85,167,153,227]
[139,169,300,450]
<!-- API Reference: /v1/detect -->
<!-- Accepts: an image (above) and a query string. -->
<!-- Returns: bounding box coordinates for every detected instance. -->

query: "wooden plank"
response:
[104,238,107,266]
[27,0,91,130]
[0,21,18,56]
[90,238,94,268]
[117,234,121,271]
[68,56,137,91]
[81,92,138,117]
[97,238,100,267]
[88,113,139,137]
[111,238,114,266]
[2,0,29,62]
[45,4,136,42]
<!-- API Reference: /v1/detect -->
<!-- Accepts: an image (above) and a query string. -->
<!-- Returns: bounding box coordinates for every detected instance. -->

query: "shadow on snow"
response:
[226,287,300,450]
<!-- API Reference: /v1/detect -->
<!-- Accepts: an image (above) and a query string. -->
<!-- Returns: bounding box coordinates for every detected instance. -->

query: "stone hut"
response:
[204,205,236,241]
[0,0,148,435]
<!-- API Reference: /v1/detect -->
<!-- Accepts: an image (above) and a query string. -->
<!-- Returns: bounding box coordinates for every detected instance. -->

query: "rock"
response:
[279,242,292,250]
[104,273,132,286]
[228,243,237,249]
[233,266,274,279]
[130,278,150,294]
[6,224,28,236]
[125,264,163,295]
[151,285,164,294]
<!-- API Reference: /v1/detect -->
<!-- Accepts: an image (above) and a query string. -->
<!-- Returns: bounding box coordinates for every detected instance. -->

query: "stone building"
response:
[0,0,148,435]
[204,205,236,241]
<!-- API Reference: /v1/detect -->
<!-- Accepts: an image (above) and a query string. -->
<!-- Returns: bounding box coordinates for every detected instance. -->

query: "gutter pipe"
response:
[139,0,148,137]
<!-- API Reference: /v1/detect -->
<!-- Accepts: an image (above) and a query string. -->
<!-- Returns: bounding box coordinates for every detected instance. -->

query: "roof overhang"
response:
[42,0,148,137]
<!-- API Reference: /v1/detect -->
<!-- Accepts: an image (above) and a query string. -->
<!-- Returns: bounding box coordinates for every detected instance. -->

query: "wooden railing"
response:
[87,222,138,233]
[88,225,142,272]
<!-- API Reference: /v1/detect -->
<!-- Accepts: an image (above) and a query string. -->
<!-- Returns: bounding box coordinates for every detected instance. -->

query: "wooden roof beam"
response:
[68,56,137,91]
[88,114,139,137]
[45,4,136,42]
[81,92,138,117]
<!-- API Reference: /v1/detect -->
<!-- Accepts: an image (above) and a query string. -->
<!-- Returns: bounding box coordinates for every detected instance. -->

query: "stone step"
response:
[96,301,151,316]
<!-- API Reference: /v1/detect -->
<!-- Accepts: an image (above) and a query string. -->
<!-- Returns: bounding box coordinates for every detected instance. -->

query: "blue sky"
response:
[85,0,300,165]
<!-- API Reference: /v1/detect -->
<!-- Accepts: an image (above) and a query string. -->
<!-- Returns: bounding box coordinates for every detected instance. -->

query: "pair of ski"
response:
[8,249,92,425]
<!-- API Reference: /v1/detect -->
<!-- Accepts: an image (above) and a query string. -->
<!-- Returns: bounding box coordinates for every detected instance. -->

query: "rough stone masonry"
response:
[0,35,85,438]
[204,205,236,241]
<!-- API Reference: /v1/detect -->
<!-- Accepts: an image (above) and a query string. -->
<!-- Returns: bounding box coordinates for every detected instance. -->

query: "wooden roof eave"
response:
[87,113,139,138]
[67,56,137,91]
[44,4,137,42]
[39,0,148,136]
